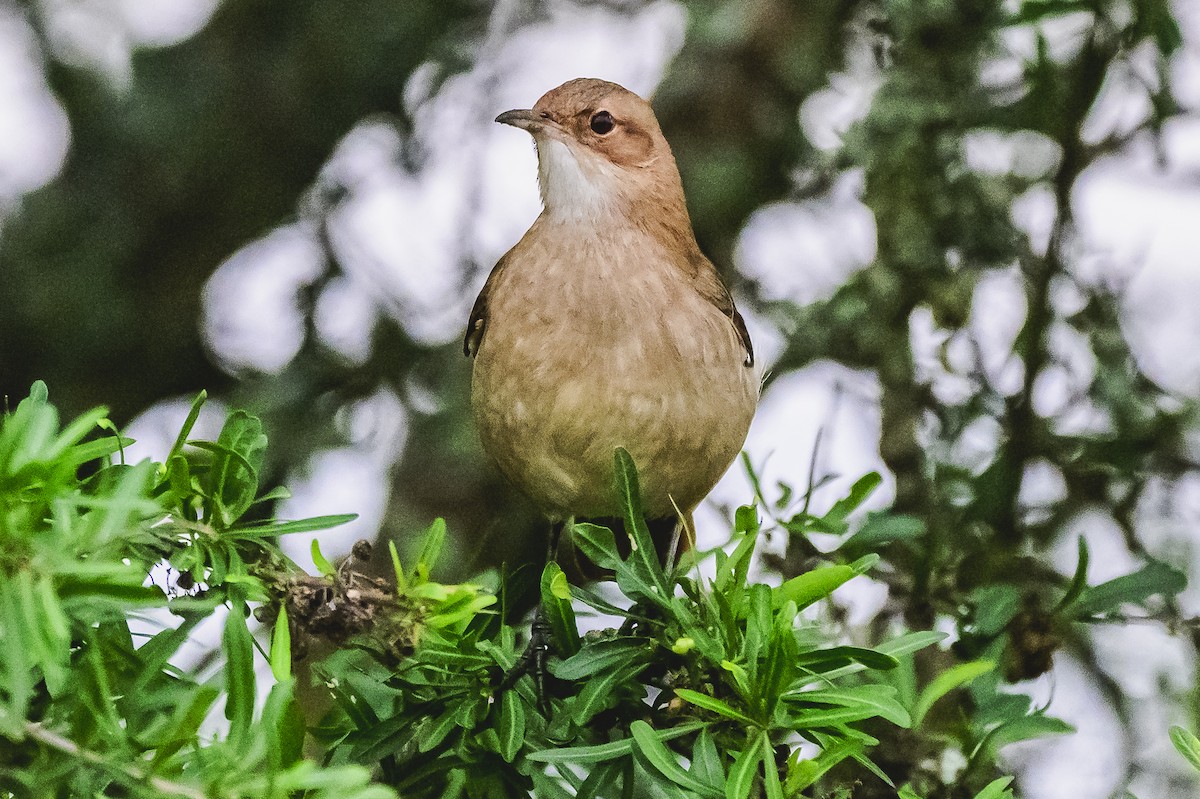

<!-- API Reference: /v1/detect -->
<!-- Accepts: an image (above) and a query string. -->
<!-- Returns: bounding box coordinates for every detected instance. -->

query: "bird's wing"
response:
[464,252,510,357]
[689,254,755,368]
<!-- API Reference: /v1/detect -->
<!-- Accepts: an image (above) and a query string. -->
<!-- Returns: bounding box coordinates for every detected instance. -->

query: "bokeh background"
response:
[2,0,1199,796]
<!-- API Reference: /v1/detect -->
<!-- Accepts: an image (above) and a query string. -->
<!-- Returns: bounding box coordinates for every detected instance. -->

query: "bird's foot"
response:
[498,604,556,715]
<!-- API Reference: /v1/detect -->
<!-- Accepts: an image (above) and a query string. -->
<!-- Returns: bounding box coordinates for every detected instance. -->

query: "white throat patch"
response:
[535,137,621,224]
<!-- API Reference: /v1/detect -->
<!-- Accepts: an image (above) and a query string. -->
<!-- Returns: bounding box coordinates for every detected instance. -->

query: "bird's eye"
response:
[589,110,615,135]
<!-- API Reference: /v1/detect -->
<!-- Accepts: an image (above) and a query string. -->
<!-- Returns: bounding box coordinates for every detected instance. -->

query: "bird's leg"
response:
[498,518,569,714]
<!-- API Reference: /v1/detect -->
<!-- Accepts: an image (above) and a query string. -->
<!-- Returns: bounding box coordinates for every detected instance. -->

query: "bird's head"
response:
[496,78,687,228]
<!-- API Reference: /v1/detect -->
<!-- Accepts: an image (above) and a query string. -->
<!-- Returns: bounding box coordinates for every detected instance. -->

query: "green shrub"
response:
[0,383,1187,798]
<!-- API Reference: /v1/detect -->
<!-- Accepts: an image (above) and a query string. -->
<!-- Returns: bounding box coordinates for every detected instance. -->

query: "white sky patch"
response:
[734,170,876,305]
[0,7,69,204]
[1004,654,1127,799]
[35,0,218,85]
[277,447,394,572]
[201,224,325,375]
[1074,137,1200,396]
[115,0,220,47]
[314,274,378,365]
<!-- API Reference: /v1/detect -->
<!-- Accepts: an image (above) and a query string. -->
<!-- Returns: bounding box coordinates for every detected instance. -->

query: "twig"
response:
[23,721,208,799]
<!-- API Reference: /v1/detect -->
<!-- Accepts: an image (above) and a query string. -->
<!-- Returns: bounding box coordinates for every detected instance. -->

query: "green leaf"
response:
[790,737,860,791]
[716,516,759,595]
[226,514,358,540]
[168,390,207,461]
[630,720,723,798]
[1072,561,1187,617]
[613,448,674,605]
[913,660,994,726]
[195,409,268,526]
[795,645,900,675]
[416,518,447,581]
[775,565,856,610]
[691,729,724,787]
[726,737,763,799]
[389,540,408,592]
[223,599,256,746]
[973,776,1015,799]
[527,722,706,764]
[1012,0,1094,24]
[552,637,648,681]
[760,732,784,799]
[974,714,1073,759]
[734,505,760,537]
[1055,536,1089,611]
[802,632,944,685]
[417,709,460,753]
[540,561,581,658]
[674,688,758,726]
[1170,726,1200,773]
[841,513,926,555]
[571,522,621,571]
[822,472,881,530]
[497,692,525,762]
[571,659,644,726]
[971,584,1023,637]
[270,605,292,682]
[791,686,912,728]
[311,539,336,578]
[574,761,623,799]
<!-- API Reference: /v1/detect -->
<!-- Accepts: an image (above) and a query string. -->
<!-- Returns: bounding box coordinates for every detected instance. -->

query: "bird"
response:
[465,77,759,583]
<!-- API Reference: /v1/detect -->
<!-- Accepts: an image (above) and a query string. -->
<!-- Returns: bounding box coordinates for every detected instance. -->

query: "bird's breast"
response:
[471,233,758,520]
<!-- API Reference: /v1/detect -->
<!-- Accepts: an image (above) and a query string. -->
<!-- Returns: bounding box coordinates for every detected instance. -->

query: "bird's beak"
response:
[495,109,543,132]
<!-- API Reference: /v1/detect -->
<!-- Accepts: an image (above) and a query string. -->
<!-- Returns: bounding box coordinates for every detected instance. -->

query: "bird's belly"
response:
[471,303,757,519]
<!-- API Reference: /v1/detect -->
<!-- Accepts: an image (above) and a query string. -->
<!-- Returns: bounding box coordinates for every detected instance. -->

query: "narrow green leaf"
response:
[552,637,647,681]
[775,565,856,610]
[1171,726,1200,773]
[270,605,291,682]
[674,689,758,726]
[612,449,674,606]
[795,645,899,674]
[416,518,447,581]
[726,737,763,799]
[527,722,706,764]
[691,729,724,787]
[497,692,525,762]
[223,599,256,745]
[169,390,208,461]
[311,539,336,577]
[227,514,358,540]
[1072,561,1187,617]
[541,561,580,657]
[761,732,784,799]
[841,513,925,555]
[1055,536,1089,611]
[791,686,912,728]
[913,660,995,727]
[571,661,642,726]
[389,540,408,592]
[630,720,723,798]
[973,776,1014,799]
[800,632,944,684]
[418,709,460,753]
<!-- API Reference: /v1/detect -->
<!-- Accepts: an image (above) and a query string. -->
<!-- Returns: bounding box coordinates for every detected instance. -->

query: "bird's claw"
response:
[498,605,557,715]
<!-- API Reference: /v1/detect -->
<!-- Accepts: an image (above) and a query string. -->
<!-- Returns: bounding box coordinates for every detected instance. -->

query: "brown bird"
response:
[465,77,759,573]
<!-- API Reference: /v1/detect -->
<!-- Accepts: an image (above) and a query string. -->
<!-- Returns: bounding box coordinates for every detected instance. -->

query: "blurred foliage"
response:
[3,0,1200,796]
